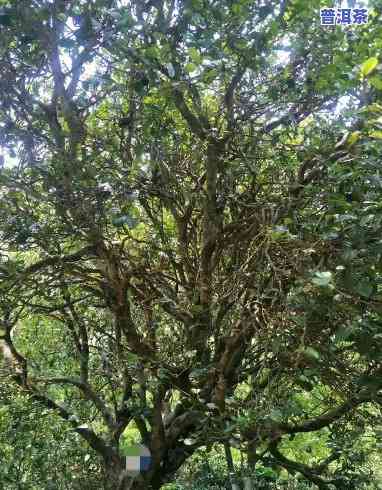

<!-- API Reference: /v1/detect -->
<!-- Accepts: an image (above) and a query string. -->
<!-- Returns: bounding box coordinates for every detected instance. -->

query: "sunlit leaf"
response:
[347,131,361,146]
[185,63,197,74]
[361,57,378,77]
[369,130,382,139]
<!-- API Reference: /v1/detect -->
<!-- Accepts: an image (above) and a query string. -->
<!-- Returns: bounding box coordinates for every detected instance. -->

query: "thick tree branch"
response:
[268,440,334,490]
[23,246,96,275]
[277,390,374,435]
[172,88,207,140]
[35,376,116,430]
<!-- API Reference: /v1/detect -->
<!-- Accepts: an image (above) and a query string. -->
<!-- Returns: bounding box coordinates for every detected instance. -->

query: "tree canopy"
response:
[0,1,382,489]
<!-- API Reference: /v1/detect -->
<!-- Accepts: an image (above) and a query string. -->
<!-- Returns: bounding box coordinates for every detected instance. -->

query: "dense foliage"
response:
[1,0,382,488]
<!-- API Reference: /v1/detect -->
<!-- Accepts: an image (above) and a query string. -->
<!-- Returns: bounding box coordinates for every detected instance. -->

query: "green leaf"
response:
[191,304,204,314]
[257,368,271,386]
[269,408,283,422]
[301,347,321,363]
[202,68,218,83]
[119,11,134,29]
[297,375,313,391]
[370,76,382,90]
[144,46,160,59]
[0,11,12,26]
[361,57,378,77]
[184,438,196,446]
[133,78,149,95]
[342,249,358,262]
[185,63,197,74]
[370,130,382,139]
[357,375,382,390]
[231,3,243,15]
[311,271,332,287]
[112,215,138,228]
[354,280,373,298]
[188,47,202,64]
[158,368,171,380]
[347,131,361,146]
[189,368,207,380]
[334,325,355,343]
